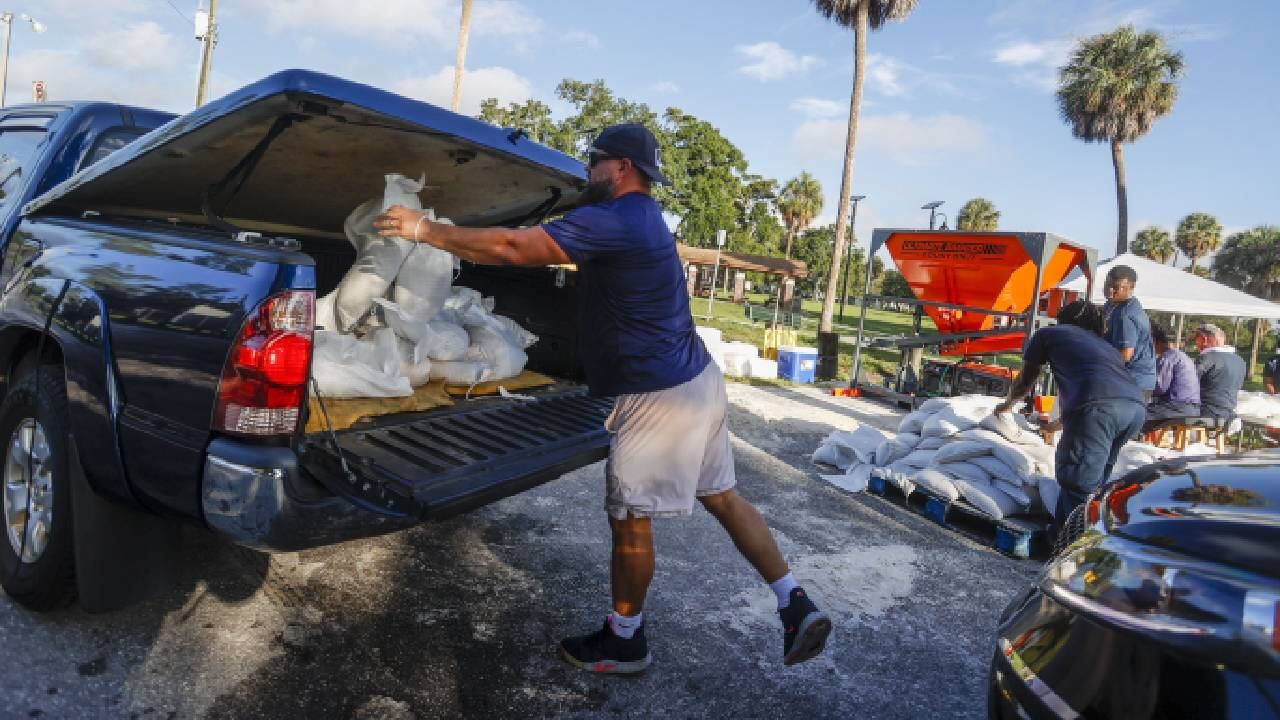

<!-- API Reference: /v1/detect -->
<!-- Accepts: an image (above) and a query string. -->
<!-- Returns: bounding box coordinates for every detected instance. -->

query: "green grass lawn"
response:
[694,292,1271,391]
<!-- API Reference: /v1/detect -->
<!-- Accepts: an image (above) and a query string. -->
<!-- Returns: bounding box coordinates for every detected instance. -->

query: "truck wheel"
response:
[0,364,76,611]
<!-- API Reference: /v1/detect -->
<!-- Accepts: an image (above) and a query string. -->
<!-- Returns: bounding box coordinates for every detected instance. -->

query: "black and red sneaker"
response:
[559,618,653,674]
[779,587,832,666]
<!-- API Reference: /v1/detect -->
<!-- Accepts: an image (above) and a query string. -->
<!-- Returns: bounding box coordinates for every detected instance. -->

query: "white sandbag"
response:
[981,413,1043,446]
[952,477,1023,520]
[393,240,456,323]
[992,477,1034,509]
[874,438,913,467]
[745,357,778,380]
[912,468,960,502]
[315,291,339,332]
[492,314,539,350]
[956,427,1013,446]
[464,325,528,382]
[899,448,938,469]
[695,326,722,347]
[933,441,994,465]
[926,394,1003,423]
[921,408,978,438]
[880,461,918,495]
[916,436,947,451]
[397,338,434,387]
[429,360,490,386]
[311,329,412,399]
[938,461,994,487]
[898,410,929,435]
[897,432,923,449]
[967,455,1025,487]
[335,237,412,331]
[990,442,1034,478]
[917,398,953,415]
[1036,473,1061,518]
[813,428,862,469]
[823,463,872,494]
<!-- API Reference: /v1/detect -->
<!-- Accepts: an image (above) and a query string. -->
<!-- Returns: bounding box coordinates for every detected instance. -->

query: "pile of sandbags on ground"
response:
[812,394,1228,522]
[696,326,777,380]
[813,395,1059,521]
[310,173,538,399]
[1237,391,1280,431]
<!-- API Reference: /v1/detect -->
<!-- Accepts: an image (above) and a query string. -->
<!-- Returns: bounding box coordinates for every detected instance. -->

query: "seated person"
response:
[1143,324,1200,431]
[1265,349,1279,395]
[1194,323,1247,420]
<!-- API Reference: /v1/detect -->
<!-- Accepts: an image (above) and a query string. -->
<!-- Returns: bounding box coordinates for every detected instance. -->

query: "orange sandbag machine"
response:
[851,230,1097,405]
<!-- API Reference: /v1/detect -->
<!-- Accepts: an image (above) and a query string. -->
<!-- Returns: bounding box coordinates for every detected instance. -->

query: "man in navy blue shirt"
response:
[996,301,1145,528]
[374,124,830,673]
[1101,265,1156,394]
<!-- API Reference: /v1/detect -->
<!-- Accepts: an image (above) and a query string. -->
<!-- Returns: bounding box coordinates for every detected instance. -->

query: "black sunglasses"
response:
[588,152,625,168]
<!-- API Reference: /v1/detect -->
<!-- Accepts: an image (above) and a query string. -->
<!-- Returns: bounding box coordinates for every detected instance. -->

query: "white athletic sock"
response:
[770,573,800,609]
[608,611,643,639]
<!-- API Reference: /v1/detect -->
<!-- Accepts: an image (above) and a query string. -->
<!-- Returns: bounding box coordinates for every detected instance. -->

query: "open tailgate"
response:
[299,389,612,519]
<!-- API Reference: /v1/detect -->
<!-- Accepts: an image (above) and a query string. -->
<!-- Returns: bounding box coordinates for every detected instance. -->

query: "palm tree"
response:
[1175,212,1222,273]
[450,0,475,112]
[811,0,919,345]
[1214,225,1280,299]
[1056,26,1183,256]
[778,172,824,259]
[956,198,1000,231]
[1131,225,1175,264]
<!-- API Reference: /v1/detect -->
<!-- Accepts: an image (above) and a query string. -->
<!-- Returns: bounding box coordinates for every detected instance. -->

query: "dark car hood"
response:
[1105,451,1280,578]
[24,69,586,236]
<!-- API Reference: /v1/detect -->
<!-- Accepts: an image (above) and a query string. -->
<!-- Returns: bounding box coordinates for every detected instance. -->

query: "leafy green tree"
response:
[778,172,824,258]
[1190,265,1212,279]
[956,198,1000,231]
[792,225,834,296]
[1057,26,1184,256]
[880,270,913,298]
[1175,212,1223,273]
[811,0,919,337]
[1131,226,1175,264]
[1214,225,1280,299]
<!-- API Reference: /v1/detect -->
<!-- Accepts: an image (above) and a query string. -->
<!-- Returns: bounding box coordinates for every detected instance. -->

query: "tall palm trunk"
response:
[450,0,474,112]
[820,1,867,334]
[784,227,795,260]
[1111,139,1128,256]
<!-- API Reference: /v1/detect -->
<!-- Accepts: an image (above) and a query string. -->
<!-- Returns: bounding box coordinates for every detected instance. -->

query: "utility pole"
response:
[195,0,218,107]
[0,12,46,108]
[838,194,865,322]
[450,0,474,112]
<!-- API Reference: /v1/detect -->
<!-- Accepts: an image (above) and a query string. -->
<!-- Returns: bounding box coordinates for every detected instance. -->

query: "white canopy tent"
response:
[1057,252,1280,374]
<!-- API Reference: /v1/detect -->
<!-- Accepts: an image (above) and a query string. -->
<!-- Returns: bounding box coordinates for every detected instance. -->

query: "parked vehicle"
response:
[0,70,609,612]
[988,452,1280,718]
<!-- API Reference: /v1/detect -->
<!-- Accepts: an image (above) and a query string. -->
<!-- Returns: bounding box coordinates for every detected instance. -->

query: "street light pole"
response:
[0,12,46,108]
[922,200,944,230]
[838,194,865,322]
[195,0,219,107]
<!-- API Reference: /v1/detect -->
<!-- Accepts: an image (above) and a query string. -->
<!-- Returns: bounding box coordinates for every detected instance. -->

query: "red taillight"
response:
[213,290,314,436]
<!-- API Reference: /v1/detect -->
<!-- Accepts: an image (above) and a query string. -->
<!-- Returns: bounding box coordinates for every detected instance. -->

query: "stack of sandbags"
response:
[720,342,762,377]
[1237,391,1280,432]
[312,174,538,399]
[812,422,887,493]
[696,326,723,368]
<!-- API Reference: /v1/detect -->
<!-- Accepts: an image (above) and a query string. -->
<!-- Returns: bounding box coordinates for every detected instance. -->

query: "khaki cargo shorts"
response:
[603,362,736,520]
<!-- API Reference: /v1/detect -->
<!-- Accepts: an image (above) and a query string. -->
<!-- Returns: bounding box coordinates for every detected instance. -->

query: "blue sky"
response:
[10,0,1279,262]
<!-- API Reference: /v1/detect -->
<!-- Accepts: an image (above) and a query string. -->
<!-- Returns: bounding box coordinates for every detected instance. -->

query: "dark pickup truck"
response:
[0,70,610,612]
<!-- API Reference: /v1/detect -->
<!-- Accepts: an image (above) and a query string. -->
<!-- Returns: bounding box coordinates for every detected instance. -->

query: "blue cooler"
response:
[777,346,818,384]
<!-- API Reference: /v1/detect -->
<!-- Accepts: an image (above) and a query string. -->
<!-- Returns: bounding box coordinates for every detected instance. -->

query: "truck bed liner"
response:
[300,389,612,520]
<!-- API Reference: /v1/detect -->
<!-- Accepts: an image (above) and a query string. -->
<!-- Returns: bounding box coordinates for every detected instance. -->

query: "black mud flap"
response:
[298,389,612,520]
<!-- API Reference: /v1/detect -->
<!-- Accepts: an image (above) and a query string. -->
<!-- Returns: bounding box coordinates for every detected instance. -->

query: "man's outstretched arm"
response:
[374,205,572,267]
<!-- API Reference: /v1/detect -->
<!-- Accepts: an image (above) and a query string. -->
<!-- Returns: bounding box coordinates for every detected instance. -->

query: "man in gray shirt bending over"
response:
[1194,323,1247,419]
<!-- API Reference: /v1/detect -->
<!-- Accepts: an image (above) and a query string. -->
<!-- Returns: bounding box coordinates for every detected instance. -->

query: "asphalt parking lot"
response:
[1,383,1039,719]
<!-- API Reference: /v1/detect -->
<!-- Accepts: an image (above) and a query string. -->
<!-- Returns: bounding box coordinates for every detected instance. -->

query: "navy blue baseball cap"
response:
[589,123,672,185]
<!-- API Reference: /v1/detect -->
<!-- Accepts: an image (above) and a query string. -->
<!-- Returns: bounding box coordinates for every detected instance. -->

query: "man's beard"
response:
[580,177,615,205]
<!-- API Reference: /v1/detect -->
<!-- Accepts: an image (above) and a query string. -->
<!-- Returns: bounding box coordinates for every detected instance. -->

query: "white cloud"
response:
[993,39,1071,68]
[83,21,179,71]
[393,65,532,116]
[791,96,845,118]
[736,41,820,82]
[473,0,543,36]
[866,53,905,96]
[8,47,197,111]
[650,81,680,94]
[565,30,600,48]
[792,113,986,165]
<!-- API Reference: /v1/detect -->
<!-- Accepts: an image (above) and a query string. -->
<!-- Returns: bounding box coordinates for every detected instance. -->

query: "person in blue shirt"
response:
[995,300,1146,529]
[374,124,830,674]
[1101,265,1157,394]
[1142,323,1200,431]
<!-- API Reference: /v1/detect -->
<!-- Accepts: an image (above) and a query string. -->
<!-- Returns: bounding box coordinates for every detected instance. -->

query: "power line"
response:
[160,0,192,25]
